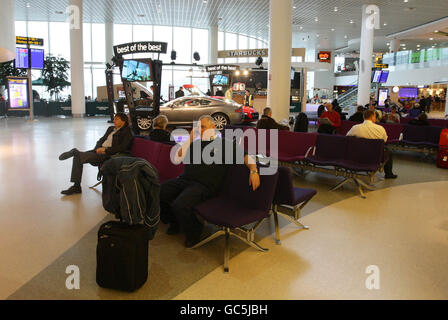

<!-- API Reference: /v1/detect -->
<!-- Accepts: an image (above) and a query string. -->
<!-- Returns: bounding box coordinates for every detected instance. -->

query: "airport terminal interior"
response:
[1,0,448,300]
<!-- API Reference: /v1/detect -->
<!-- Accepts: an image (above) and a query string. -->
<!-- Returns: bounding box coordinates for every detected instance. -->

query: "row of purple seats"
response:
[337,121,401,144]
[401,125,443,148]
[130,137,185,183]
[192,165,317,272]
[400,117,448,127]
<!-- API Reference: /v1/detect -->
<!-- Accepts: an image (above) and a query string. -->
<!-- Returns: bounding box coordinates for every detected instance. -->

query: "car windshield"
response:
[183,85,206,97]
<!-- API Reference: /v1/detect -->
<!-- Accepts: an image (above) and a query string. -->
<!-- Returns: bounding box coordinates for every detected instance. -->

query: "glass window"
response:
[248,37,257,63]
[15,21,27,37]
[49,22,70,60]
[225,32,237,63]
[153,26,172,63]
[28,21,49,55]
[133,25,152,42]
[238,34,248,63]
[92,24,105,63]
[114,24,133,45]
[173,27,191,64]
[84,66,93,99]
[218,31,224,50]
[83,23,91,62]
[192,28,209,64]
[92,66,106,100]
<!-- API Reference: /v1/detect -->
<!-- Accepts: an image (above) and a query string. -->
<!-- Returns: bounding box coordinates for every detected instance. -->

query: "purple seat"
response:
[193,164,279,272]
[272,167,316,244]
[402,125,442,148]
[379,123,403,144]
[306,134,348,166]
[336,121,357,136]
[277,131,317,163]
[341,137,384,172]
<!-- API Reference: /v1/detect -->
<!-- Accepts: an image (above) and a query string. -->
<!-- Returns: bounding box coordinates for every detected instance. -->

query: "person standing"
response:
[175,87,185,99]
[243,90,254,107]
[225,87,233,100]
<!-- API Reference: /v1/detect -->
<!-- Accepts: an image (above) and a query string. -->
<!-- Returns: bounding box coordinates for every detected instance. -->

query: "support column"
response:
[445,96,448,117]
[105,21,114,63]
[208,25,218,65]
[69,0,85,117]
[0,0,15,63]
[357,4,378,106]
[390,39,400,53]
[267,0,293,121]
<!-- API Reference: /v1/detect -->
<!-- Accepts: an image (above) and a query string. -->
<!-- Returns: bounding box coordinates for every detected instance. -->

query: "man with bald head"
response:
[160,115,260,248]
[318,103,341,134]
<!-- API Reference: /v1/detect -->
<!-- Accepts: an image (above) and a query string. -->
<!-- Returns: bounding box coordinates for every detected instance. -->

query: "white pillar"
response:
[208,25,218,65]
[390,39,400,53]
[69,0,85,117]
[0,0,15,62]
[445,97,448,117]
[357,4,377,106]
[105,21,114,63]
[267,0,293,121]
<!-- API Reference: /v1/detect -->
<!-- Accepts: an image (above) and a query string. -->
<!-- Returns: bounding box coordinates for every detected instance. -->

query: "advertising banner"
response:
[7,77,29,110]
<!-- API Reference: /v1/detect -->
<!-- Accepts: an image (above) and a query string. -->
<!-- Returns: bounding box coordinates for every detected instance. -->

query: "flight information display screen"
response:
[15,48,29,69]
[30,49,45,69]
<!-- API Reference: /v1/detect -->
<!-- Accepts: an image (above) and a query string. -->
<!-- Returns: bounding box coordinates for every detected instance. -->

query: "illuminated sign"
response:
[113,42,168,56]
[318,51,331,63]
[16,36,44,46]
[218,49,268,58]
[7,77,29,110]
[374,63,389,69]
[206,65,239,73]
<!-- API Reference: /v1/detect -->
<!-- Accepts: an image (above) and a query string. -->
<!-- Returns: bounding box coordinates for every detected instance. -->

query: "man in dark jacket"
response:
[58,113,134,195]
[256,107,289,130]
[349,106,365,123]
[149,115,171,143]
[175,87,185,99]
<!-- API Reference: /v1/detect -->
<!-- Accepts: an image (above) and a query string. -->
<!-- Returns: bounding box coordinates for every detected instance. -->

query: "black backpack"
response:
[294,112,309,132]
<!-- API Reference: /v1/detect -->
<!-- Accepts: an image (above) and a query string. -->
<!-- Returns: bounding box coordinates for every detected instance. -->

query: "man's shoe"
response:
[61,185,82,195]
[59,148,77,161]
[385,174,398,179]
[166,224,180,235]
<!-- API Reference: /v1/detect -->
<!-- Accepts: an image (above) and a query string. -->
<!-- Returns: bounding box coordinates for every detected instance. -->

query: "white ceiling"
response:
[14,0,448,51]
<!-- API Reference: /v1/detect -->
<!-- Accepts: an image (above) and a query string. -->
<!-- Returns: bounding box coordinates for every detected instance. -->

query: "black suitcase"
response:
[96,221,150,292]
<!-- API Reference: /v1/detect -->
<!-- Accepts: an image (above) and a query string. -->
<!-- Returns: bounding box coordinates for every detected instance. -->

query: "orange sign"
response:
[318,51,331,63]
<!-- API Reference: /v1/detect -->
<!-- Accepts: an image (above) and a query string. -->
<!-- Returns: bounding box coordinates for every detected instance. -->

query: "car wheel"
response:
[212,113,229,130]
[136,116,152,131]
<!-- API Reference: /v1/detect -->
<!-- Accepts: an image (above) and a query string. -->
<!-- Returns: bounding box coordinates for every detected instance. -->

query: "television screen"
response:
[121,60,152,82]
[399,87,418,98]
[212,74,229,86]
[7,78,29,109]
[379,70,389,83]
[378,89,389,106]
[15,48,29,69]
[30,49,44,69]
[372,70,382,83]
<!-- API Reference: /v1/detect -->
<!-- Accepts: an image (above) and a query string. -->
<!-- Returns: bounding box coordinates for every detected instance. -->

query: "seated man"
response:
[318,103,341,134]
[58,113,133,195]
[383,106,400,124]
[160,115,260,248]
[256,107,289,130]
[409,113,430,126]
[349,106,365,123]
[149,115,171,142]
[346,110,397,179]
[368,104,382,122]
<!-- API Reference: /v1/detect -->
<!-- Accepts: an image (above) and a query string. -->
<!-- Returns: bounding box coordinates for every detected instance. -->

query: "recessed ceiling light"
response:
[344,35,347,39]
[331,28,335,31]
[203,0,208,3]
[434,30,439,33]
[401,44,406,46]
[383,23,387,26]
[404,0,408,2]
[299,26,303,30]
[429,37,434,40]
[387,43,390,45]
[349,20,354,24]
[334,7,338,12]
[316,34,320,37]
[26,3,30,8]
[293,6,297,9]
[314,17,319,22]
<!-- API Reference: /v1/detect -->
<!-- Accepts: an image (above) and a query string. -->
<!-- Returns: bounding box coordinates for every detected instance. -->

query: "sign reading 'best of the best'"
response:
[205,65,239,72]
[113,41,168,56]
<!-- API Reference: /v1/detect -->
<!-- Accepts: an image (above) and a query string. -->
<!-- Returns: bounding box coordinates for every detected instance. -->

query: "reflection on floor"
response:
[1,116,447,300]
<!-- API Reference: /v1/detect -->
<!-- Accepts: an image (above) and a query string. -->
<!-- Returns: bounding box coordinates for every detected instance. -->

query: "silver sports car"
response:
[157,96,245,130]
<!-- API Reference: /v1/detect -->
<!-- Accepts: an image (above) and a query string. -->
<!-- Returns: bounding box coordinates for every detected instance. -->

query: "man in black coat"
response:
[256,107,289,130]
[149,115,171,143]
[58,113,133,195]
[175,87,185,99]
